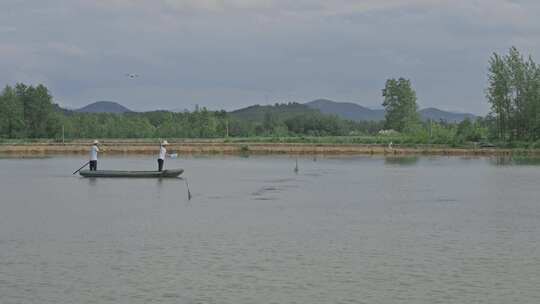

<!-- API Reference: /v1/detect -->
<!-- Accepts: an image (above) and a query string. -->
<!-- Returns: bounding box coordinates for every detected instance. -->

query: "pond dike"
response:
[0,142,534,156]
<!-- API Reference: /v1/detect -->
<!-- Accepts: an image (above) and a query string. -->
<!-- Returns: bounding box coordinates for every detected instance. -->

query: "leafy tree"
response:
[0,85,25,138]
[382,78,420,132]
[13,83,60,138]
[456,118,486,142]
[487,52,510,139]
[487,47,540,141]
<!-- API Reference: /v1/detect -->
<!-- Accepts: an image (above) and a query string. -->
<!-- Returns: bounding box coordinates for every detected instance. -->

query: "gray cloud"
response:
[1,0,540,113]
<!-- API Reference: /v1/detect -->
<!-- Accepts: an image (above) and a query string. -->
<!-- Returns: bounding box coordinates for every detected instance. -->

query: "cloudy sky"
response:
[1,0,539,114]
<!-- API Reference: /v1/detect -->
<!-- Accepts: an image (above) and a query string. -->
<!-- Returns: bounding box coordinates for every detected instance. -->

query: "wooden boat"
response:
[79,169,184,178]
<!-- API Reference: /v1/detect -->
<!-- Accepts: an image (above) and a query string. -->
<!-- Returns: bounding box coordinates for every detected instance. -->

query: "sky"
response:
[1,0,540,114]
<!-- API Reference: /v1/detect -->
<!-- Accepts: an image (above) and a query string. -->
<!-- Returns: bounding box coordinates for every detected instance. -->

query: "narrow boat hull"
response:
[79,169,184,178]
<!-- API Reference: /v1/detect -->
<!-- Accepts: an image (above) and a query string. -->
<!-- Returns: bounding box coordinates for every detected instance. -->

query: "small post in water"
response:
[185,178,192,200]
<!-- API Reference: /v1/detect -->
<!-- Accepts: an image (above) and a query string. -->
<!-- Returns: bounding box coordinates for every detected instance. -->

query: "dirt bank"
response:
[0,141,534,156]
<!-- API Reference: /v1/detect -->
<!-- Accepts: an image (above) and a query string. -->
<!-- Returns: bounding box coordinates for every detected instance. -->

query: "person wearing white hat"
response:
[89,140,100,171]
[157,140,169,171]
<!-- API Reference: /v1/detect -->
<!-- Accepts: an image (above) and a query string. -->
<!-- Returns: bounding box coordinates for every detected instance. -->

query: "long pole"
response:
[73,161,90,175]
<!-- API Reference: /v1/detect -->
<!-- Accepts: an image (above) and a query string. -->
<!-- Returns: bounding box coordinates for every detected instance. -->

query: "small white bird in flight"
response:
[125,73,139,79]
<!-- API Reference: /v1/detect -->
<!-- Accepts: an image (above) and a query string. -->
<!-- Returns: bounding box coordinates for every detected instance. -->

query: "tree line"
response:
[380,77,487,144]
[0,85,383,139]
[1,46,537,145]
[378,47,540,145]
[0,83,491,144]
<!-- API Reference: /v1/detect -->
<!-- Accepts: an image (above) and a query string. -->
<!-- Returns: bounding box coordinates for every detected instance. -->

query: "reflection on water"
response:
[491,155,540,166]
[384,156,419,166]
[88,177,98,187]
[1,155,540,303]
[0,153,52,159]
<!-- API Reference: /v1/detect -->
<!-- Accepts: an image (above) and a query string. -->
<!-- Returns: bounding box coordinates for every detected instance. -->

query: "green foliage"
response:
[1,70,538,149]
[0,85,25,138]
[382,78,420,132]
[284,113,346,136]
[230,102,317,122]
[0,82,497,146]
[0,83,60,139]
[456,118,487,142]
[487,47,540,141]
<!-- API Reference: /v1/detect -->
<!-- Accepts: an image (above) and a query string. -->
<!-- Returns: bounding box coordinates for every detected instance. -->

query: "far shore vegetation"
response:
[1,47,540,150]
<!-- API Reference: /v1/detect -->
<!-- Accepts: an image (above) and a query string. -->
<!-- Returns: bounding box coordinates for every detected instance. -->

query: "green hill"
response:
[75,101,133,114]
[306,99,385,121]
[229,102,319,121]
[306,99,477,122]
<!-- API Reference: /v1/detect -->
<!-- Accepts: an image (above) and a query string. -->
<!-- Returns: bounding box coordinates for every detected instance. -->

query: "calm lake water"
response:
[1,155,539,303]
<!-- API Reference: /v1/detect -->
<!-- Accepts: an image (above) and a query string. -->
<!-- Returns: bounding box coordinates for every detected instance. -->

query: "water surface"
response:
[1,155,539,303]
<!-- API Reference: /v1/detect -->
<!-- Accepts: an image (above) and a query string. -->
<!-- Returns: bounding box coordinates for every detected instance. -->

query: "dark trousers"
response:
[158,159,164,172]
[89,160,97,171]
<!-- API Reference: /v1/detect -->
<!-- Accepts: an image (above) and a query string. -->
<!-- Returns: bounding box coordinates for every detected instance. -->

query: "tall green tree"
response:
[14,83,59,138]
[382,78,420,132]
[487,47,540,140]
[0,85,25,138]
[487,52,510,139]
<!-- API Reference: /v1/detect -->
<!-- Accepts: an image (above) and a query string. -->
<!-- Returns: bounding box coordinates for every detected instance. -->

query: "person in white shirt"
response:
[89,140,100,171]
[158,140,168,171]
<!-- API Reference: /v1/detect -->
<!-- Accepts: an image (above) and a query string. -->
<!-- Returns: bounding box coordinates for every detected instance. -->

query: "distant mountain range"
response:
[230,103,318,121]
[306,99,477,122]
[75,101,133,113]
[305,99,385,121]
[417,107,477,123]
[68,99,477,123]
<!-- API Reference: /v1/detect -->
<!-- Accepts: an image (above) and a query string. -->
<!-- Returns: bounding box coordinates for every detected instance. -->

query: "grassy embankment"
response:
[1,136,539,156]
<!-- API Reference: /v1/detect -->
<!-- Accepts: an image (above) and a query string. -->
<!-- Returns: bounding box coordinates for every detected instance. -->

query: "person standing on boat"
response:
[158,140,169,171]
[89,140,100,171]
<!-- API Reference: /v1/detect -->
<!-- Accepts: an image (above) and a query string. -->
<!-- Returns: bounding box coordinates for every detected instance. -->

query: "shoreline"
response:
[0,142,537,156]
